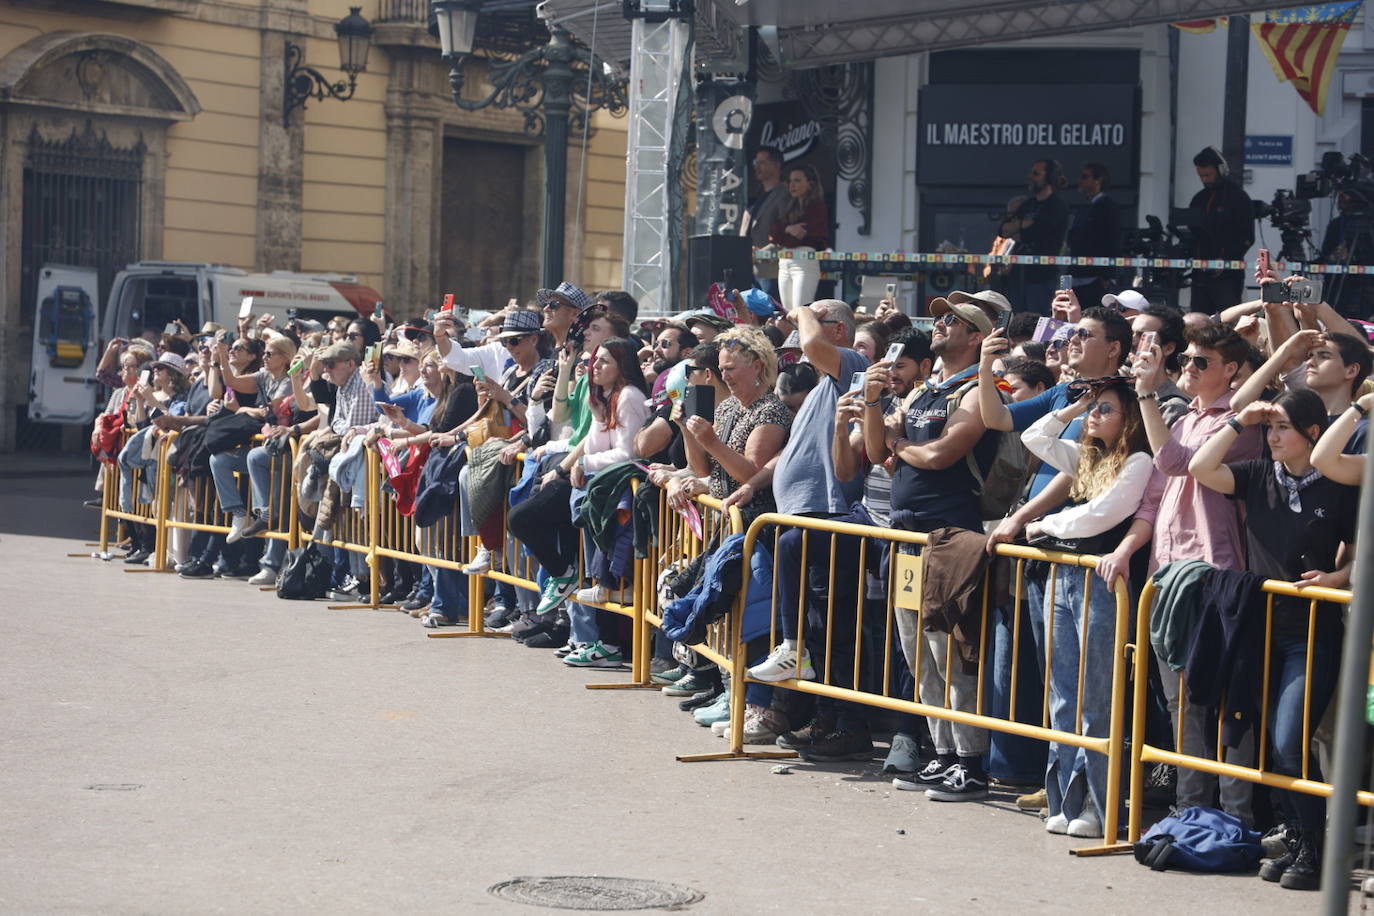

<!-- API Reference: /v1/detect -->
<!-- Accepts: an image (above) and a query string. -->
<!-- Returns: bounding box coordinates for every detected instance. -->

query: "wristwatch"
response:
[1353,401,1369,419]
[1227,417,1246,435]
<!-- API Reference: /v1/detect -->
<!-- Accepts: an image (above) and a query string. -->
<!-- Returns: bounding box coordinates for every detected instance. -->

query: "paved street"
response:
[0,466,1335,914]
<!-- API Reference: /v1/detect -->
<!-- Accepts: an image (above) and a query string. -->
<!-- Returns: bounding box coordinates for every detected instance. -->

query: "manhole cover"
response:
[488,876,704,911]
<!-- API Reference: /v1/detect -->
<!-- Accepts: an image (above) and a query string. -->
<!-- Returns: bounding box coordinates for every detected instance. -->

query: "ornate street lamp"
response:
[431,0,628,288]
[283,7,375,127]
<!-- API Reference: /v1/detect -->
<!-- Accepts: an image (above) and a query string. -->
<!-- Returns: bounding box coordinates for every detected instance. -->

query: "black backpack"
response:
[169,425,212,479]
[276,544,332,600]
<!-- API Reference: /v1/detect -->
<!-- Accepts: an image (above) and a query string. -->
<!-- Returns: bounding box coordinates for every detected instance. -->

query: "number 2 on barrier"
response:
[893,552,923,611]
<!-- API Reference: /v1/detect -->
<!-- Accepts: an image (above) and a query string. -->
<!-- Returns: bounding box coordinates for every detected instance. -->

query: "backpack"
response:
[902,376,1029,521]
[276,544,332,600]
[1133,806,1262,872]
[169,425,212,479]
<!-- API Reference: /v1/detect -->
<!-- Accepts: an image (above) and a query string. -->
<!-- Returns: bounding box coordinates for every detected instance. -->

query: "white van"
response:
[28,261,382,426]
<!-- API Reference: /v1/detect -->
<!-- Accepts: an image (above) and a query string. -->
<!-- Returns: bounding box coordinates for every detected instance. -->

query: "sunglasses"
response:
[1070,327,1095,341]
[501,334,533,347]
[346,332,365,340]
[685,364,707,373]
[936,313,974,330]
[654,339,676,350]
[1178,354,1211,371]
[1086,401,1119,417]
[402,328,432,341]
[229,344,252,353]
[396,355,418,364]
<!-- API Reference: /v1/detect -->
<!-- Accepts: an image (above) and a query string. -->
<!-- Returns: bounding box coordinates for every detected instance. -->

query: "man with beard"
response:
[865,293,1007,800]
[1001,159,1071,314]
[648,323,697,399]
[1065,161,1123,307]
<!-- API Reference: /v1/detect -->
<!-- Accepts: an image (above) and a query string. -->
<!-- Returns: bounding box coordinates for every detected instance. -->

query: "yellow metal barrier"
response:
[703,512,1132,849]
[90,428,172,572]
[1122,578,1363,848]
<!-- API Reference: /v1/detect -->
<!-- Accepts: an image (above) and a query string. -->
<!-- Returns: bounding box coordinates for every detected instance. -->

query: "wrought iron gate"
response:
[20,122,144,317]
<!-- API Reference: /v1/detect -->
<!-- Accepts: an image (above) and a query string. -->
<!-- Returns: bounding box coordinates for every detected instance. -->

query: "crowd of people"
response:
[89,259,1368,892]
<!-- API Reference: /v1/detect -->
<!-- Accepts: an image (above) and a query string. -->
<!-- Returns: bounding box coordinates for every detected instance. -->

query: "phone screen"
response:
[883,342,904,364]
[238,296,253,319]
[471,363,486,382]
[849,370,866,393]
[163,322,179,336]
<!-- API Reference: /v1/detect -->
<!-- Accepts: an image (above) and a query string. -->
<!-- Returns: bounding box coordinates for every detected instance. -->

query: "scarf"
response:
[1273,462,1321,512]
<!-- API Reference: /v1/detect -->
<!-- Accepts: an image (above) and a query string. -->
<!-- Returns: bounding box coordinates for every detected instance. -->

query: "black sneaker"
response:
[679,689,722,712]
[1278,837,1319,891]
[239,517,270,539]
[893,756,958,791]
[123,549,150,565]
[924,764,989,802]
[401,594,432,612]
[178,561,215,579]
[484,604,515,629]
[775,717,838,751]
[798,729,876,762]
[524,625,569,649]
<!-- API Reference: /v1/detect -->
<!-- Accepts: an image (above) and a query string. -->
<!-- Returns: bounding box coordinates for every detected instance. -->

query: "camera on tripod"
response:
[1296,151,1374,205]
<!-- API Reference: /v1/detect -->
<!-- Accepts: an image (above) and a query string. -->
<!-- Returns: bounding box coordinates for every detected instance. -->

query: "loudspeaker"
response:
[687,234,755,311]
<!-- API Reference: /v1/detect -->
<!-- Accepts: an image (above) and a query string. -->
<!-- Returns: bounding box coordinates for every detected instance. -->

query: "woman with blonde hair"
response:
[680,325,790,526]
[1000,377,1153,838]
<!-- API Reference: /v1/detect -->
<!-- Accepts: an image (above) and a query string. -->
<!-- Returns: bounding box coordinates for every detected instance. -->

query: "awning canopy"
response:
[543,0,1295,70]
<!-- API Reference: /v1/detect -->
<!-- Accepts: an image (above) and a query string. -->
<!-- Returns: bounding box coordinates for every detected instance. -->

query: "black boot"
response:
[1278,832,1320,891]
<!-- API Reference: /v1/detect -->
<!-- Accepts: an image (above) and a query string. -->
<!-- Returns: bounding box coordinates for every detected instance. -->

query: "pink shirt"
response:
[1134,389,1263,574]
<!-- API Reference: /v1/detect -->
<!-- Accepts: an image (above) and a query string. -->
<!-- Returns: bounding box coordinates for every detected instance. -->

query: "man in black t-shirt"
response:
[1187,147,1253,314]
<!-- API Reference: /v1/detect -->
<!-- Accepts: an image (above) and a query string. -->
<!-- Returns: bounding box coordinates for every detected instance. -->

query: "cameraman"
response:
[1319,188,1374,318]
[1188,147,1254,313]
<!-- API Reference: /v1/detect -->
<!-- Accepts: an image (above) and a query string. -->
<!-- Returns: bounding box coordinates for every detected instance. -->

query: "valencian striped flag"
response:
[1252,1,1363,115]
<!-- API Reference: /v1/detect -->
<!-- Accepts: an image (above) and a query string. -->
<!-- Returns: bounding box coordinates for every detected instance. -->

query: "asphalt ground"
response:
[0,464,1356,914]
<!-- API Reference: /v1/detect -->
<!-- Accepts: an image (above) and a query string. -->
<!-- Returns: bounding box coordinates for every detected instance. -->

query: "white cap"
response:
[1101,289,1148,314]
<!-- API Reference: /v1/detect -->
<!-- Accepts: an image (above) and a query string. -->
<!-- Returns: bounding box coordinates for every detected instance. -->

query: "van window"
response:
[117,275,199,342]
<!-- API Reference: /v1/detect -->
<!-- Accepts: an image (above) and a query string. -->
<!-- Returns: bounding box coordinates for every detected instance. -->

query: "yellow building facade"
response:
[0,0,628,450]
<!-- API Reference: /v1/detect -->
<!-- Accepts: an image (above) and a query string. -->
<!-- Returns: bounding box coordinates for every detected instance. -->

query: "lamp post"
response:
[431,0,627,288]
[283,7,375,127]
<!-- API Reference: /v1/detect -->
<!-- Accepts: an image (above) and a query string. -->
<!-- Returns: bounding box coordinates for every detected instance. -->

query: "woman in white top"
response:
[1010,377,1152,839]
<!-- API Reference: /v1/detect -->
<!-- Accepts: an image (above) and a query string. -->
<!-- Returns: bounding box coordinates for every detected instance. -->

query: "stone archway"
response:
[0,31,200,451]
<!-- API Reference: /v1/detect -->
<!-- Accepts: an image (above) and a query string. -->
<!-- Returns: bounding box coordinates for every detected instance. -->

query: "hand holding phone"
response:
[441,295,455,313]
[882,342,904,364]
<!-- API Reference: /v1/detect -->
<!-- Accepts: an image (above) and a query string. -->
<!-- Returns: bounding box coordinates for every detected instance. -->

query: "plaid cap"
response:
[535,281,593,311]
[496,309,544,338]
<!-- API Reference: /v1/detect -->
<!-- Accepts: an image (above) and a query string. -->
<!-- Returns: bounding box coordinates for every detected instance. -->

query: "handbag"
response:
[91,389,131,464]
[276,543,332,600]
[466,372,533,448]
[203,410,261,454]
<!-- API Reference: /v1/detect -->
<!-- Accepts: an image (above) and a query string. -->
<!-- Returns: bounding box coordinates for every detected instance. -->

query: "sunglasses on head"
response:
[1178,354,1211,371]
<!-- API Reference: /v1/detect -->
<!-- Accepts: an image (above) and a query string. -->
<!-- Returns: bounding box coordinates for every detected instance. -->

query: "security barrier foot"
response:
[1068,842,1133,857]
[675,749,798,763]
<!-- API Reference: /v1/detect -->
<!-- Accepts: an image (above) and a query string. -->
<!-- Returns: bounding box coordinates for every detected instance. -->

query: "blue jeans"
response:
[1269,620,1342,834]
[985,597,1050,784]
[430,566,467,621]
[1043,566,1118,821]
[209,446,250,517]
[244,445,282,518]
[117,428,157,513]
[415,567,434,601]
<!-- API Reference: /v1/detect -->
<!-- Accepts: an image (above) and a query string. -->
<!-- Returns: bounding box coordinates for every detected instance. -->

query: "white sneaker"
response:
[248,568,277,586]
[1067,806,1102,838]
[461,547,497,575]
[226,513,249,544]
[711,719,731,737]
[746,643,816,682]
[575,584,608,604]
[1045,813,1069,834]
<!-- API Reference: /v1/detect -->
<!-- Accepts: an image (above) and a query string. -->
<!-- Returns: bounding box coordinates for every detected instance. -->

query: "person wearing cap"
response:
[683,312,733,343]
[115,351,193,559]
[372,337,422,398]
[1101,289,1147,318]
[864,293,1004,801]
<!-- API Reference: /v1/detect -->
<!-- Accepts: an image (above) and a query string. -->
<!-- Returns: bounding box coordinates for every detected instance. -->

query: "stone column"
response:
[255,6,307,272]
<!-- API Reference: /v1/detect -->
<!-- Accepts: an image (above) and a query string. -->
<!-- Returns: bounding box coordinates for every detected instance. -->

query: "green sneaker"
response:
[661,668,718,697]
[536,574,578,615]
[650,662,690,685]
[562,640,624,668]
